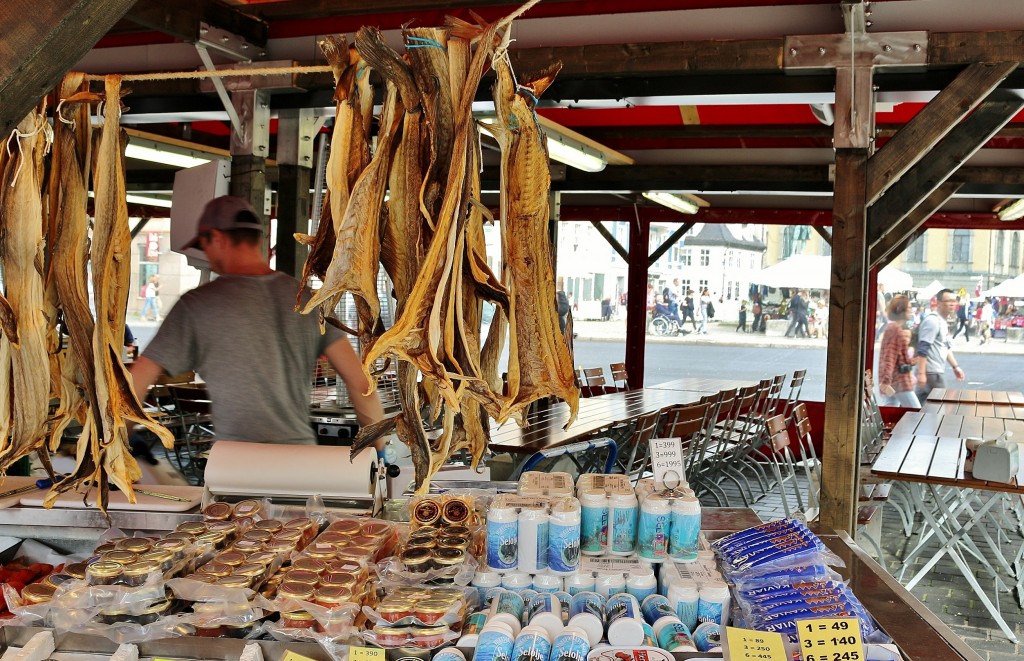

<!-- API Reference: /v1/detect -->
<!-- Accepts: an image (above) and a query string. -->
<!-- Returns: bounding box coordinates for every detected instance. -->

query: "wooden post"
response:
[820,149,869,534]
[625,218,650,389]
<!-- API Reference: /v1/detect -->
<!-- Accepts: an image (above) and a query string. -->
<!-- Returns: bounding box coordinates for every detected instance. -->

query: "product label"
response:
[696,597,724,625]
[580,505,608,553]
[528,593,557,620]
[796,617,864,661]
[494,590,526,619]
[637,509,670,560]
[465,612,489,636]
[641,622,656,647]
[650,438,685,487]
[671,561,720,587]
[476,630,515,661]
[669,511,701,560]
[640,595,675,625]
[674,596,699,630]
[581,556,642,573]
[487,520,519,570]
[549,632,591,661]
[522,473,573,492]
[548,521,581,573]
[349,648,386,661]
[536,520,550,571]
[570,592,605,619]
[691,622,722,652]
[610,505,638,553]
[656,621,695,652]
[501,496,551,509]
[605,594,638,624]
[724,626,786,660]
[511,632,552,661]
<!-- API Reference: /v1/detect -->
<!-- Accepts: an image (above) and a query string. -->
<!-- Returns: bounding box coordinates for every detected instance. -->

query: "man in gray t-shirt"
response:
[915,288,966,399]
[129,196,383,445]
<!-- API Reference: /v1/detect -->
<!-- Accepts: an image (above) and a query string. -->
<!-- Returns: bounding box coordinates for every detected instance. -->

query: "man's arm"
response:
[323,337,385,429]
[128,355,166,403]
[946,349,966,381]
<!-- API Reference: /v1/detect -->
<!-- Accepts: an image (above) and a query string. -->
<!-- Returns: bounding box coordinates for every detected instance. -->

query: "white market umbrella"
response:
[914,279,945,301]
[982,274,1024,298]
[752,254,914,292]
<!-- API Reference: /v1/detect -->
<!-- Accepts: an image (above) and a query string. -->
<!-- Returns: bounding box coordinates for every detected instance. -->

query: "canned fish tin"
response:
[692,622,722,652]
[475,622,516,661]
[511,625,552,661]
[488,589,526,635]
[640,594,676,626]
[547,499,581,576]
[487,505,519,572]
[579,490,608,556]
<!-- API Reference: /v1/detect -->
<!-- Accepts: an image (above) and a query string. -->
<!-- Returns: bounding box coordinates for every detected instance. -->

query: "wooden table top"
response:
[890,411,1024,440]
[919,401,1024,419]
[487,382,753,454]
[644,376,757,393]
[926,388,1024,405]
[871,433,1024,494]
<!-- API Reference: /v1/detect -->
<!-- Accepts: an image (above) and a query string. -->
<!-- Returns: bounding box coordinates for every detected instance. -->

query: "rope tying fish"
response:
[5,115,51,187]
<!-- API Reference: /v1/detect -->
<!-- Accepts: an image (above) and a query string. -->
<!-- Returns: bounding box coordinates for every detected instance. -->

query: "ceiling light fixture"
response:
[997,199,1024,221]
[126,194,174,208]
[642,191,701,215]
[545,133,607,172]
[123,128,229,169]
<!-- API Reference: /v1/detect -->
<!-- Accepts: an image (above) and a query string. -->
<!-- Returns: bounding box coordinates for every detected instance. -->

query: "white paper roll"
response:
[204,440,375,497]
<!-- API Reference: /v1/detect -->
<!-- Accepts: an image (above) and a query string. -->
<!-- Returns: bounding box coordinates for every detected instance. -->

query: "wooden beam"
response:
[626,220,651,389]
[590,221,628,262]
[866,62,1018,204]
[869,182,962,269]
[869,91,1024,237]
[558,164,832,192]
[930,31,1024,66]
[648,222,695,268]
[0,0,137,138]
[820,149,869,535]
[126,0,267,46]
[813,226,832,247]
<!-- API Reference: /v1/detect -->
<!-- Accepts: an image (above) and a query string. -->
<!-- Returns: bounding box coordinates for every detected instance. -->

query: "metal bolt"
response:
[199,27,208,36]
[913,44,922,52]
[260,51,267,57]
[790,48,798,56]
[302,136,311,142]
[241,43,249,50]
[883,44,892,52]
[303,155,311,162]
[873,85,880,91]
[221,36,229,43]
[866,20,873,27]
[819,47,826,56]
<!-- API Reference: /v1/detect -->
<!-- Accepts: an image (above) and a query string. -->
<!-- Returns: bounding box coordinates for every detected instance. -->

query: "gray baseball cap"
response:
[183,195,264,249]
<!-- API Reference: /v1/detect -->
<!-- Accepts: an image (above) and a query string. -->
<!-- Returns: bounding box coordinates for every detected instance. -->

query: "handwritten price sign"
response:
[724,626,787,660]
[649,437,684,487]
[796,617,865,661]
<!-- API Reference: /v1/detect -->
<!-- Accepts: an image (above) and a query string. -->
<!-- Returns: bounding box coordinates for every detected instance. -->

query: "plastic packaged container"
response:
[548,498,582,576]
[512,625,552,661]
[639,594,676,626]
[564,573,596,596]
[668,580,700,630]
[527,593,565,638]
[626,567,657,602]
[550,626,591,661]
[488,589,526,635]
[594,573,626,598]
[605,593,645,646]
[668,496,701,562]
[607,491,638,556]
[473,570,503,603]
[502,572,533,593]
[533,572,564,594]
[567,592,605,647]
[652,617,696,652]
[518,507,550,574]
[637,494,671,562]
[579,490,609,556]
[488,505,519,573]
[696,580,730,626]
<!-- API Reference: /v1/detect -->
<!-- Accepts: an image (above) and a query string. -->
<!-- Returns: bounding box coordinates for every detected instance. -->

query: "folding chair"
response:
[583,368,610,396]
[609,363,630,391]
[166,384,215,484]
[762,413,804,517]
[791,403,821,516]
[614,409,663,485]
[659,401,712,483]
[781,369,807,428]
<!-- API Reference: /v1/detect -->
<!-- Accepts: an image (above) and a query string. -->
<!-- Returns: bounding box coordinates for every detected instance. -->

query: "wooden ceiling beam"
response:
[125,0,267,47]
[0,0,137,138]
[865,62,1018,205]
[868,91,1024,241]
[869,181,962,269]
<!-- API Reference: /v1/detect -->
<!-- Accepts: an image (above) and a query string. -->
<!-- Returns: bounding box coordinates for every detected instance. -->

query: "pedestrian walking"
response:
[951,297,971,342]
[697,287,712,334]
[878,295,921,409]
[682,289,697,330]
[141,274,160,321]
[978,300,994,344]
[915,289,966,400]
[736,300,748,332]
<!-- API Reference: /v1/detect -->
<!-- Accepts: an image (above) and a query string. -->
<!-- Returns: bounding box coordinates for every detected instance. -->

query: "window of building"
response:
[906,235,926,262]
[734,282,741,299]
[681,279,690,293]
[700,249,710,266]
[726,251,733,267]
[699,279,708,290]
[1012,232,1021,269]
[950,229,972,263]
[681,249,692,266]
[996,231,1006,266]
[726,281,732,299]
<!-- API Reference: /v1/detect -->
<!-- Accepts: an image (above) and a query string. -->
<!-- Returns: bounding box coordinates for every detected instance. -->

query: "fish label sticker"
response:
[649,438,684,488]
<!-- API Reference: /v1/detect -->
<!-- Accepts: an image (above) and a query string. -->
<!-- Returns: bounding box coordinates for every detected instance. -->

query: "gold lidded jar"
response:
[86,561,123,585]
[206,520,239,540]
[153,538,188,560]
[291,557,327,574]
[196,561,233,578]
[283,569,320,586]
[122,560,161,587]
[415,599,455,626]
[203,502,233,521]
[140,549,176,573]
[436,536,469,552]
[319,571,357,589]
[326,519,360,535]
[196,530,229,551]
[281,609,316,629]
[231,539,264,555]
[253,519,284,534]
[278,581,315,603]
[102,550,139,565]
[216,551,247,567]
[245,551,277,567]
[431,547,465,568]
[314,585,353,609]
[412,498,442,527]
[64,562,88,580]
[22,583,56,604]
[116,538,154,555]
[233,562,266,585]
[216,575,252,590]
[441,498,471,526]
[406,536,435,551]
[176,521,208,536]
[444,525,471,538]
[264,539,295,555]
[241,529,273,544]
[232,499,263,519]
[272,529,302,545]
[400,547,432,572]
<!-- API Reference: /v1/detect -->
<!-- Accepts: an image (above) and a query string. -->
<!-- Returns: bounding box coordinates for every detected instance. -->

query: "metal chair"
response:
[659,401,713,483]
[165,384,215,484]
[762,413,804,516]
[781,368,807,428]
[583,367,610,396]
[614,409,663,485]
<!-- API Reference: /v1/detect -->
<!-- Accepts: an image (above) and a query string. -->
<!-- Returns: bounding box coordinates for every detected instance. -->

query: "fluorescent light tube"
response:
[125,143,213,168]
[642,191,700,215]
[998,199,1024,221]
[546,134,607,172]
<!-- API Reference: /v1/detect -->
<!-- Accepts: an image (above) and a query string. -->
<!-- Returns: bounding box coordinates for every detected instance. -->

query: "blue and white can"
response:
[549,626,591,661]
[527,593,565,638]
[692,622,723,652]
[510,625,552,661]
[637,494,671,561]
[605,593,644,646]
[608,492,638,556]
[475,621,516,661]
[564,573,596,595]
[641,622,656,647]
[669,496,701,561]
[567,591,605,646]
[653,617,696,652]
[640,593,676,626]
[488,506,519,572]
[489,589,526,635]
[668,580,700,630]
[432,649,466,661]
[548,499,582,575]
[696,581,730,626]
[579,490,608,555]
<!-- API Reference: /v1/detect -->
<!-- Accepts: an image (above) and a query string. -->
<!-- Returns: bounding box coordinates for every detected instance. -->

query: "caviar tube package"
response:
[739,581,845,604]
[729,563,841,589]
[725,539,843,576]
[737,580,837,599]
[718,528,817,565]
[754,598,872,626]
[743,592,848,618]
[712,519,798,552]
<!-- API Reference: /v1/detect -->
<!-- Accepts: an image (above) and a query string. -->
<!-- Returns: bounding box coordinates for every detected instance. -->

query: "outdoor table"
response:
[920,401,1024,419]
[926,388,1024,405]
[644,376,755,393]
[890,411,1024,440]
[871,432,1024,642]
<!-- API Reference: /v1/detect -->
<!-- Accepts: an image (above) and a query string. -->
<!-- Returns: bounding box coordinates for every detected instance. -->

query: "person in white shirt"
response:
[978,300,994,344]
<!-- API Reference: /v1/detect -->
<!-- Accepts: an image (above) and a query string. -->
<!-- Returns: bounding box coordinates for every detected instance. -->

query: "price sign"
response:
[796,617,865,661]
[649,437,684,487]
[724,626,787,660]
[348,648,386,661]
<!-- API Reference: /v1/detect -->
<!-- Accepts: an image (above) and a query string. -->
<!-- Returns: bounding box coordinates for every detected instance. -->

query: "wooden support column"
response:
[229,89,271,257]
[275,108,316,278]
[625,219,651,389]
[821,149,869,534]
